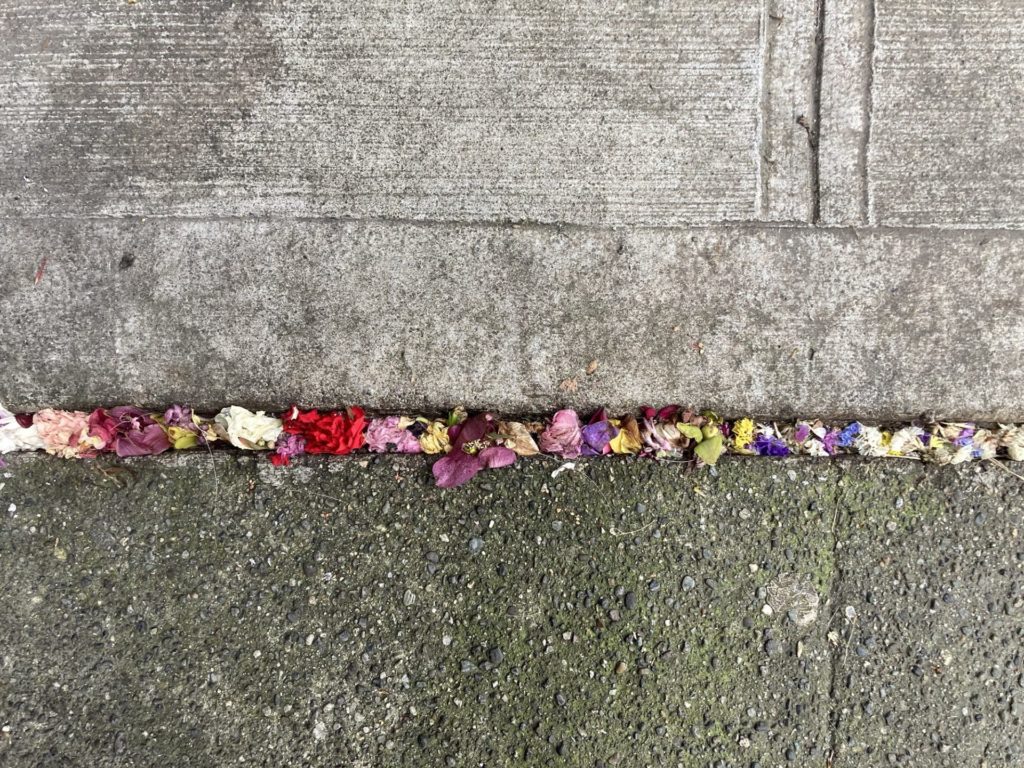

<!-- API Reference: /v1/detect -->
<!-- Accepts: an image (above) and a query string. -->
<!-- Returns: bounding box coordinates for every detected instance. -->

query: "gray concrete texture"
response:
[1,0,1023,416]
[1,454,1022,767]
[3,219,1024,420]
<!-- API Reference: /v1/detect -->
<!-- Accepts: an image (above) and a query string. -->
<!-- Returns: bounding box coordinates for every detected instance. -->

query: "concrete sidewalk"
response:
[1,454,1021,766]
[2,0,1024,418]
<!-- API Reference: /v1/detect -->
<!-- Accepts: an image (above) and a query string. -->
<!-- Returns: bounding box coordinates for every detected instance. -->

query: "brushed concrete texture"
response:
[867,0,1024,227]
[0,0,800,225]
[2,219,1023,419]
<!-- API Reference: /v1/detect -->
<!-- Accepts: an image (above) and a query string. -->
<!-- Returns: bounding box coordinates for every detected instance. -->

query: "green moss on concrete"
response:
[0,453,1006,767]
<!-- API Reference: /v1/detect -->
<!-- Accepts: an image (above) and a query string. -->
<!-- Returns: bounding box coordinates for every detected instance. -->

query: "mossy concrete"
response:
[0,454,1020,767]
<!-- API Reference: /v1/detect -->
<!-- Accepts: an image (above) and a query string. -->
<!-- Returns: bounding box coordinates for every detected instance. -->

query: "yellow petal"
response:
[695,434,725,465]
[167,426,199,450]
[677,424,703,442]
[609,416,642,454]
[701,424,721,441]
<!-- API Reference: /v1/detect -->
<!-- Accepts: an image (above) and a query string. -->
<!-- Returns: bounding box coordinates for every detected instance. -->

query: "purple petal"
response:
[581,421,617,454]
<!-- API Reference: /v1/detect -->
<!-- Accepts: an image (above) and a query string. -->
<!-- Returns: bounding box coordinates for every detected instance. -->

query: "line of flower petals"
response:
[2,404,1022,488]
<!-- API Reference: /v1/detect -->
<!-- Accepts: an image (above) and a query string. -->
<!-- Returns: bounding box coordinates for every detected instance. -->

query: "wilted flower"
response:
[159,405,215,449]
[270,433,306,467]
[581,420,618,456]
[1,404,44,453]
[752,432,790,457]
[418,420,451,454]
[366,416,421,454]
[539,409,583,458]
[432,413,515,488]
[732,418,755,454]
[821,428,840,455]
[215,406,283,450]
[971,428,999,460]
[641,419,682,453]
[999,425,1024,461]
[497,421,540,456]
[608,415,643,454]
[853,426,887,458]
[888,426,926,457]
[33,409,95,458]
[280,406,365,455]
[81,408,118,453]
[107,406,173,457]
[694,424,725,465]
[837,422,861,448]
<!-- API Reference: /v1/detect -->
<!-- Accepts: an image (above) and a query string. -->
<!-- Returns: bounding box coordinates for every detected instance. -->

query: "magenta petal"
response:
[115,424,171,457]
[453,414,492,446]
[479,445,516,469]
[87,408,118,449]
[432,452,483,488]
[657,405,680,421]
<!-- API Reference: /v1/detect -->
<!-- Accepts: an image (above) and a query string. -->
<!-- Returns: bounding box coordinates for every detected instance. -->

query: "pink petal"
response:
[479,446,516,469]
[432,452,483,488]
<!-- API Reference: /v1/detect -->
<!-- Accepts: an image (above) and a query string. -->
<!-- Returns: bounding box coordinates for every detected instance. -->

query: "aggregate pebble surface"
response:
[0,454,1020,767]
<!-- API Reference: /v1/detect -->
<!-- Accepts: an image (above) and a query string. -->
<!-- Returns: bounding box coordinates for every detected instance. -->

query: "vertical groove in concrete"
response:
[754,0,819,223]
[811,0,827,223]
[818,0,873,225]
[862,0,876,225]
[754,0,771,219]
[823,500,847,766]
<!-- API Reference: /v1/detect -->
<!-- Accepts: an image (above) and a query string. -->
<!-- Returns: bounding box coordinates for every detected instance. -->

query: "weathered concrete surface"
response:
[0,0,807,225]
[3,219,1024,420]
[831,470,1024,766]
[3,0,1024,416]
[864,0,1024,227]
[0,455,1021,766]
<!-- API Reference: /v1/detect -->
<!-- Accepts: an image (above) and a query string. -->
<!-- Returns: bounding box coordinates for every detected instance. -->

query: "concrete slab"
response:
[865,0,1024,227]
[3,220,1024,419]
[0,453,843,767]
[0,0,802,225]
[2,455,1022,766]
[831,462,1024,766]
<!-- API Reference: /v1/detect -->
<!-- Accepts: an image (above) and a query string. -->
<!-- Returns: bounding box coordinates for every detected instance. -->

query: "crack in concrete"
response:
[823,496,847,766]
[811,0,827,224]
[4,214,1024,239]
[754,0,772,219]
